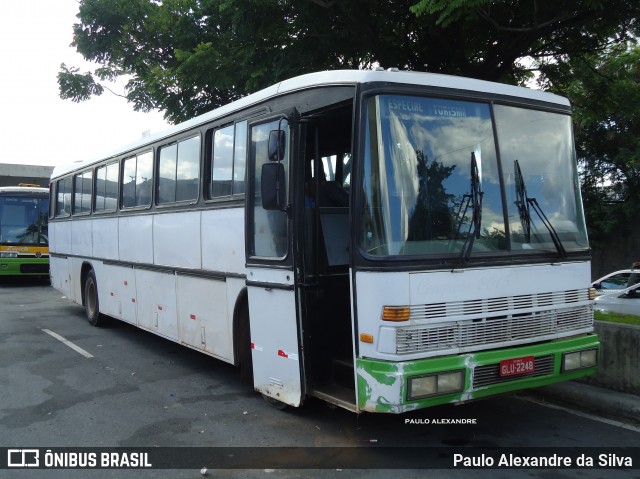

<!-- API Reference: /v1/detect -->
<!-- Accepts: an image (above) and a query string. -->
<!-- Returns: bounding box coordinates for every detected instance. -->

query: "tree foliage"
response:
[537,44,640,246]
[59,0,640,123]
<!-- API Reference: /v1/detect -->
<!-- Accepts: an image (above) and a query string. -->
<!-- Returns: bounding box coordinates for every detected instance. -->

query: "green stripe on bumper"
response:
[356,334,600,413]
[0,258,49,276]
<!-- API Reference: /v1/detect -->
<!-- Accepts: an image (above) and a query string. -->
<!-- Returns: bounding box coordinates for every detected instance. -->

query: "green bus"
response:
[0,185,50,277]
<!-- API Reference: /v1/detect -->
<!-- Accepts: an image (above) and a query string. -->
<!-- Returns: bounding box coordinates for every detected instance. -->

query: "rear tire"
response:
[84,270,106,327]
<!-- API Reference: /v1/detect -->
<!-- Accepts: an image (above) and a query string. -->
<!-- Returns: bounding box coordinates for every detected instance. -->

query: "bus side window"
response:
[175,136,200,202]
[211,125,234,198]
[159,136,200,206]
[56,177,72,217]
[95,162,119,212]
[209,120,247,200]
[122,151,153,208]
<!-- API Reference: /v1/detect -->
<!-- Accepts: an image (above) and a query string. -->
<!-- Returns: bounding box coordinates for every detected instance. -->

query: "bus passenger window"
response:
[158,144,178,203]
[211,125,234,198]
[56,177,72,217]
[95,162,118,212]
[73,170,92,214]
[233,121,247,195]
[158,136,200,205]
[122,151,153,208]
[209,121,248,199]
[176,136,200,202]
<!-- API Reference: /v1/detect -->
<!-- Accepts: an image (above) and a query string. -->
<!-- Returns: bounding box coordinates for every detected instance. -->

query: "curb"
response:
[525,382,640,425]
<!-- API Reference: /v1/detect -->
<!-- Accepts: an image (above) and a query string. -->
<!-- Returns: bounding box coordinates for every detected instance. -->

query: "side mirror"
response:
[261,162,286,210]
[268,130,286,162]
[592,282,601,289]
[625,288,640,298]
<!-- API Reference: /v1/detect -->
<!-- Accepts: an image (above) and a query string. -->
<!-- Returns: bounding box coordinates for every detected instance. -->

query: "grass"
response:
[594,310,640,326]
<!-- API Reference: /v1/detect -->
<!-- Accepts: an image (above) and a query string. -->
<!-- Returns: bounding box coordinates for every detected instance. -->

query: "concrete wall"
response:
[0,163,54,188]
[580,321,640,395]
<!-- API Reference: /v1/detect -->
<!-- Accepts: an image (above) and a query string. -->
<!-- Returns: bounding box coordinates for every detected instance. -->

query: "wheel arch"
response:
[232,287,249,367]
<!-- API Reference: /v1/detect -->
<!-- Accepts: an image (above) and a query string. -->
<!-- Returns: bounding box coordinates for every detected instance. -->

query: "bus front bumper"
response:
[0,258,49,276]
[356,334,600,413]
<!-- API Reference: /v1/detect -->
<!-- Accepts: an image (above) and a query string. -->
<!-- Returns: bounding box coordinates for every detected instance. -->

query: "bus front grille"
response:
[396,305,592,355]
[20,264,49,274]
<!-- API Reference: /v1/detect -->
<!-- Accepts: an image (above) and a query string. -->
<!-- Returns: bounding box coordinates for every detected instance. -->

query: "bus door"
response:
[245,116,303,407]
[298,107,356,411]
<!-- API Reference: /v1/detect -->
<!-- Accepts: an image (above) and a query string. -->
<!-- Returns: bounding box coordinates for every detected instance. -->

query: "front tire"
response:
[84,270,106,327]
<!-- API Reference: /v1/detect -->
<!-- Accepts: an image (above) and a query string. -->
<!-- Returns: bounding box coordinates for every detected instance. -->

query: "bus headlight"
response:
[0,252,18,258]
[408,370,464,400]
[562,349,598,372]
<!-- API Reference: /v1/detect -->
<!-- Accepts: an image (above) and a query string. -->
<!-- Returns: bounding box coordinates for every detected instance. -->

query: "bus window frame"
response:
[120,149,154,211]
[155,133,202,208]
[73,169,93,216]
[55,177,72,218]
[48,183,55,219]
[205,120,249,204]
[93,160,120,215]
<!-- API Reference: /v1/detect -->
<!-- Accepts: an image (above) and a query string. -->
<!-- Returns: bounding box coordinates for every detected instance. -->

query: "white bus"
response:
[49,69,598,413]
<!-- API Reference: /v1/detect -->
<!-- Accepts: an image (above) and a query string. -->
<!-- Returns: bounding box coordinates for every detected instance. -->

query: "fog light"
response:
[408,370,464,400]
[437,371,464,394]
[563,352,581,371]
[580,349,597,367]
[563,348,598,371]
[409,375,437,399]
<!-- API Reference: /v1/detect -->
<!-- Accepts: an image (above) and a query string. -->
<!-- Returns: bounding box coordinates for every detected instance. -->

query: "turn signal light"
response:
[382,306,410,321]
[360,333,374,343]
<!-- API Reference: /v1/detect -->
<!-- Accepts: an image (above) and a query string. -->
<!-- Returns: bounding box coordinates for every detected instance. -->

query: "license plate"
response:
[499,356,535,377]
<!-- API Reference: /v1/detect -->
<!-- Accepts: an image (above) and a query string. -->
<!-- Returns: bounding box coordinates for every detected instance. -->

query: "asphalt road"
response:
[1,278,638,479]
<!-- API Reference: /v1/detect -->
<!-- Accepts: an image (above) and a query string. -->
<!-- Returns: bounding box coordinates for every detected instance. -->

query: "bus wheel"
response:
[84,270,105,327]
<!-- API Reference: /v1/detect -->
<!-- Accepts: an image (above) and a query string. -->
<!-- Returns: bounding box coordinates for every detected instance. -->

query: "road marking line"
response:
[42,329,94,358]
[518,395,640,433]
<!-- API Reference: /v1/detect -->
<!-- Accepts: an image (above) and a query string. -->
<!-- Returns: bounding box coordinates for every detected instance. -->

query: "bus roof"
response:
[0,186,49,195]
[51,69,570,179]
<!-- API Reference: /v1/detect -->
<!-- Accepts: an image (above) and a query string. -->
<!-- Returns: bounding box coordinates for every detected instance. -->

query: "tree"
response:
[59,0,640,123]
[537,44,640,247]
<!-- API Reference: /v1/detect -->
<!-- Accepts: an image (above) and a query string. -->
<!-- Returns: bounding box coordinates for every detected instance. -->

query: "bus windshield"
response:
[361,95,588,259]
[0,195,49,245]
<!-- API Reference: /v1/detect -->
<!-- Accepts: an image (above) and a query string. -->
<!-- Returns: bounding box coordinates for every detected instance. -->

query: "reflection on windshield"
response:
[0,196,49,244]
[361,95,588,259]
[496,105,588,253]
[362,96,504,257]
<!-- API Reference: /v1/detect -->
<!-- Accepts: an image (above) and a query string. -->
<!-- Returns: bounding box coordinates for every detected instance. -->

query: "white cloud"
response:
[0,0,169,167]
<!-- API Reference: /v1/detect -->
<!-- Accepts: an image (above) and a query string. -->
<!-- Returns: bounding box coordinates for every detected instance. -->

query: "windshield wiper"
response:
[514,160,567,259]
[455,152,483,264]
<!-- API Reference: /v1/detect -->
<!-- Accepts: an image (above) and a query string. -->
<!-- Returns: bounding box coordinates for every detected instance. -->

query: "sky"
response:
[0,0,169,168]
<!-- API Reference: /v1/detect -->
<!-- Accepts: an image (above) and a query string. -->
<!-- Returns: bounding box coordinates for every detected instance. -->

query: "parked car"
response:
[594,283,640,316]
[591,269,640,294]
